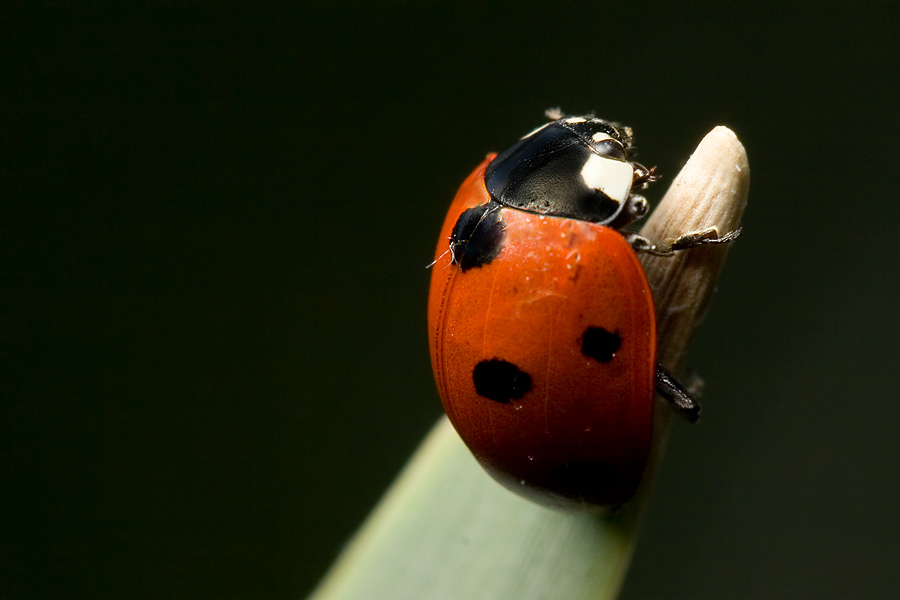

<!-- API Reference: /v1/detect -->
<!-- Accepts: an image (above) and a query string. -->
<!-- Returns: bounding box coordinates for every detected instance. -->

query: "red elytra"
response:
[428,156,657,509]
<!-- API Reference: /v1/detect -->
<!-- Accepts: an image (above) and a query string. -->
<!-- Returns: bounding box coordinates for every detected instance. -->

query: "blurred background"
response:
[4,2,899,598]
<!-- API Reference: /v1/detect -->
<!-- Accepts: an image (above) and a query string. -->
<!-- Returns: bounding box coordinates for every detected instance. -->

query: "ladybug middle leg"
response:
[625,226,742,256]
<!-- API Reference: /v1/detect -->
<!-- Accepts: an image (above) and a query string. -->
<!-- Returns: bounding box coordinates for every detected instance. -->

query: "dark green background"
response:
[4,2,899,598]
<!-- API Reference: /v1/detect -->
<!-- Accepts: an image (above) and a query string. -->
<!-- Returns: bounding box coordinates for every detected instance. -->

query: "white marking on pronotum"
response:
[564,116,587,124]
[580,153,634,203]
[591,131,613,142]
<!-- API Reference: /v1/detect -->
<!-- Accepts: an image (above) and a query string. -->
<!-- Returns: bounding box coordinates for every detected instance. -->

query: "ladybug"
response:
[427,114,738,509]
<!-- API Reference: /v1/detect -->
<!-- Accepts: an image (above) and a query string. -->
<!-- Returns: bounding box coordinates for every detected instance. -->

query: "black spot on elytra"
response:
[581,326,621,362]
[450,202,505,271]
[473,358,532,403]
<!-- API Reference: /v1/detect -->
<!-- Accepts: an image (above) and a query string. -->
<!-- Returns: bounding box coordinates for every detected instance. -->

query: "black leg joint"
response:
[655,364,702,423]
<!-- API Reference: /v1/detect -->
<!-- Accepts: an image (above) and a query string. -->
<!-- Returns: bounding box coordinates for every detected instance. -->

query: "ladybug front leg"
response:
[626,226,742,257]
[667,226,743,252]
[655,364,701,423]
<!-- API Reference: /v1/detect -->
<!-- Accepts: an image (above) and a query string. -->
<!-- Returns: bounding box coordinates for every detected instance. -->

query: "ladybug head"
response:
[484,116,652,226]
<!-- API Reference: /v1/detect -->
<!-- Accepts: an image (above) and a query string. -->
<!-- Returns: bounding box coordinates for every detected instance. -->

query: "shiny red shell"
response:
[428,156,657,509]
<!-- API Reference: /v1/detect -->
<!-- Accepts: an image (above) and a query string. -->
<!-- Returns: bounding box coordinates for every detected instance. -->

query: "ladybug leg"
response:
[625,233,674,256]
[655,364,702,423]
[631,163,659,189]
[668,226,743,252]
[626,226,742,257]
